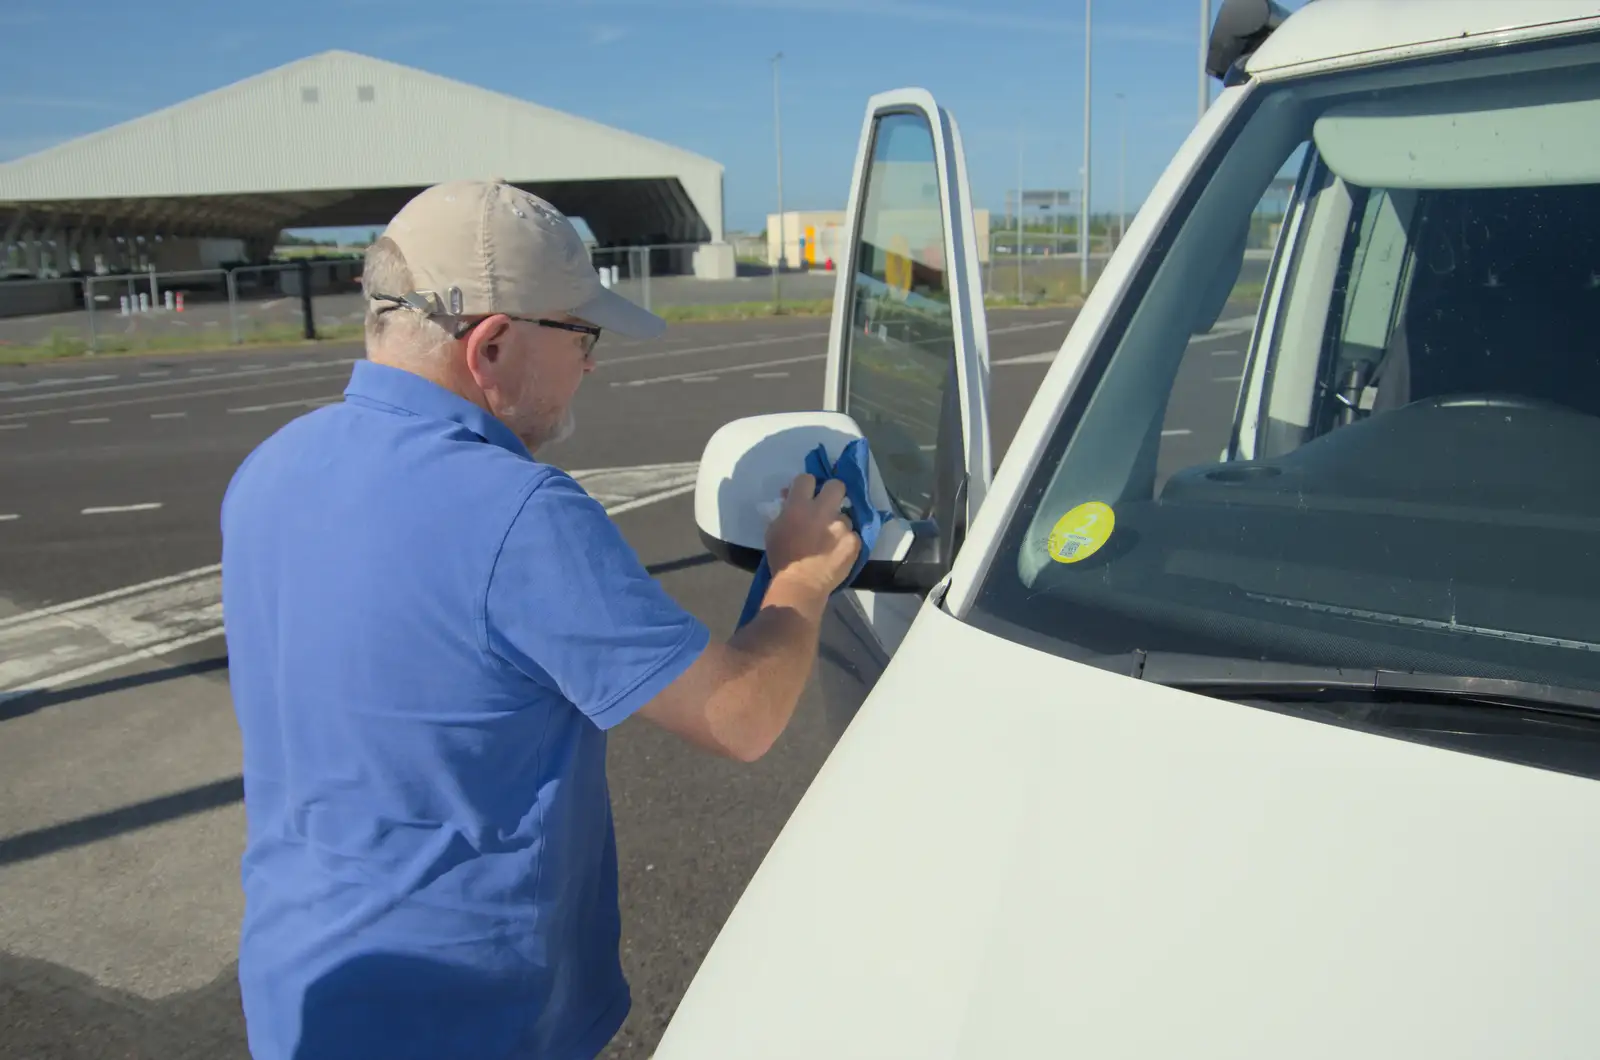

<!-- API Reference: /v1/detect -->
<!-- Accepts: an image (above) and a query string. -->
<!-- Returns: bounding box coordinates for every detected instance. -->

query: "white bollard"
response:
[164,290,175,312]
[138,292,150,313]
[119,295,131,316]
[609,266,620,287]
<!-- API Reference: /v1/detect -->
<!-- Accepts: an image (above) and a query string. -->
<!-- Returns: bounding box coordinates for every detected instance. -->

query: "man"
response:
[220,179,860,1060]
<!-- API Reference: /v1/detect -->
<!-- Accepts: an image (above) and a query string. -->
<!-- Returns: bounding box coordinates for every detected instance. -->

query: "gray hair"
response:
[361,237,452,360]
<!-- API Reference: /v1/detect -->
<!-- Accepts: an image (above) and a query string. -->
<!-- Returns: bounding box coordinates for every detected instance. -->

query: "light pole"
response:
[772,52,786,306]
[1016,128,1024,302]
[1199,0,1212,123]
[1079,0,1092,293]
[1116,92,1127,247]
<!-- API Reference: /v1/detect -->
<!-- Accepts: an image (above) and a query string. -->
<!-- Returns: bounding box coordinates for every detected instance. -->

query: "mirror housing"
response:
[694,412,945,596]
[1206,0,1292,83]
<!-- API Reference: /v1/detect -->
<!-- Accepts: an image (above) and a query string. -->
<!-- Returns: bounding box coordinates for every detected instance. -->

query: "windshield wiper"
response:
[1126,651,1600,720]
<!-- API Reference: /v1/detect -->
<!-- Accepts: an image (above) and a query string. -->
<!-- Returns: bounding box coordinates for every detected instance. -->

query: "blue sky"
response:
[0,0,1286,235]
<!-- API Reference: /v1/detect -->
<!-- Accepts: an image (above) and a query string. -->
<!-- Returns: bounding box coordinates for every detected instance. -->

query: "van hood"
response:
[656,603,1600,1058]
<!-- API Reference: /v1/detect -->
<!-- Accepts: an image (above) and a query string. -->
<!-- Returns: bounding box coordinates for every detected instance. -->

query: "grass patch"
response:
[0,322,365,365]
[656,299,834,322]
[0,277,1271,366]
[984,274,1266,311]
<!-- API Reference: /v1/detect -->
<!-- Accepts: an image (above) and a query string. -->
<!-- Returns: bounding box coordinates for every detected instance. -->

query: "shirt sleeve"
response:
[484,471,711,729]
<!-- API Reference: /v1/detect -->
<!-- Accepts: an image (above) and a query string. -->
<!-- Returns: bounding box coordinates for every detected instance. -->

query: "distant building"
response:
[0,50,734,287]
[765,208,992,271]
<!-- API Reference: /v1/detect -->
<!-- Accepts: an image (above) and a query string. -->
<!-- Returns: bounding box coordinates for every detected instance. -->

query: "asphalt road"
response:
[0,302,1253,1058]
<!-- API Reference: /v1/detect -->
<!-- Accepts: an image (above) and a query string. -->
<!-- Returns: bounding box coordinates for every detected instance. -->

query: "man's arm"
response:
[637,474,859,763]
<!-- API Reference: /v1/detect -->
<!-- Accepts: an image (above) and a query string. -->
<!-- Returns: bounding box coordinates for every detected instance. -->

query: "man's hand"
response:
[635,472,861,762]
[765,474,862,599]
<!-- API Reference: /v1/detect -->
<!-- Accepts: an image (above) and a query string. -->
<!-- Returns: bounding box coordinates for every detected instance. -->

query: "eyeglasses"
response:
[370,293,601,356]
[504,316,603,357]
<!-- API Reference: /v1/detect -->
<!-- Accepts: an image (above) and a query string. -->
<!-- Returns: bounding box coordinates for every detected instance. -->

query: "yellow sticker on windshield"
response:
[1047,502,1115,565]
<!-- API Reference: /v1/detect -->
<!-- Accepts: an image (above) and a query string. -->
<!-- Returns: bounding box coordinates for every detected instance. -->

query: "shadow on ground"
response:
[1,657,229,724]
[0,952,247,1060]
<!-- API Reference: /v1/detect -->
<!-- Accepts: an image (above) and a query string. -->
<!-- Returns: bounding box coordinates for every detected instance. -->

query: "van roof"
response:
[1247,0,1600,78]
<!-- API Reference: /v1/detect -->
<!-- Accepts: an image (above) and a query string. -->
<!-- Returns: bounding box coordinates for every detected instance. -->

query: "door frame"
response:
[823,88,993,526]
[819,88,995,656]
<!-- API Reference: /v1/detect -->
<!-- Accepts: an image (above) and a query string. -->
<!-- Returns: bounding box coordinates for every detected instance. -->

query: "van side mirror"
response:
[1207,0,1292,82]
[694,412,944,596]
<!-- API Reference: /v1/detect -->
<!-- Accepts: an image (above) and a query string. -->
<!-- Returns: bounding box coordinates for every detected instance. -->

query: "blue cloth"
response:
[736,438,887,629]
[220,360,709,1060]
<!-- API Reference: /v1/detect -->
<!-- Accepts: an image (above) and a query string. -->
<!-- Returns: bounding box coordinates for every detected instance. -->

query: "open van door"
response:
[695,87,992,657]
[820,87,993,653]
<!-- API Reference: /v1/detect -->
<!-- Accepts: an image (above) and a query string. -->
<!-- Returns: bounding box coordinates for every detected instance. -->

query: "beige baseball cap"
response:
[373,179,666,340]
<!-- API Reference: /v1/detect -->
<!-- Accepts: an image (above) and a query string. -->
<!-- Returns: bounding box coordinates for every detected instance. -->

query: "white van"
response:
[666,1,1600,1055]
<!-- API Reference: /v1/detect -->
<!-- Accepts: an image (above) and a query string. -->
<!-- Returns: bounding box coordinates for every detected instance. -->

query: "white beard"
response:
[548,406,577,446]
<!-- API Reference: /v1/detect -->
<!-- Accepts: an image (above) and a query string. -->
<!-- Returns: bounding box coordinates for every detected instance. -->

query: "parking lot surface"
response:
[0,303,1254,1057]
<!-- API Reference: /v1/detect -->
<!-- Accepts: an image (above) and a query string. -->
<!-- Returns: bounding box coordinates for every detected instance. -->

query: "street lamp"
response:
[1116,92,1127,247]
[772,52,786,306]
[1079,0,1092,293]
[1014,132,1023,301]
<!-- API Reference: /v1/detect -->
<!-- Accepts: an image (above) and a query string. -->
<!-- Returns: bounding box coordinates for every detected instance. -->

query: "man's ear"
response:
[463,315,511,386]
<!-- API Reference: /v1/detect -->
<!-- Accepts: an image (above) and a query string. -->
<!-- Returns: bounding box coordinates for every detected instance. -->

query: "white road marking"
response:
[570,462,700,509]
[604,482,698,517]
[1191,323,1256,345]
[150,412,187,419]
[599,316,1063,373]
[228,396,341,413]
[680,376,718,384]
[1215,374,1244,383]
[0,514,18,522]
[0,423,26,430]
[561,460,700,477]
[139,370,172,378]
[1212,348,1240,357]
[989,319,1073,336]
[0,564,220,631]
[0,370,353,421]
[994,349,1057,367]
[601,331,827,368]
[81,503,163,515]
[753,372,790,379]
[0,357,354,407]
[0,463,702,702]
[0,373,117,393]
[612,352,825,388]
[1161,429,1194,437]
[69,417,110,425]
[0,564,224,701]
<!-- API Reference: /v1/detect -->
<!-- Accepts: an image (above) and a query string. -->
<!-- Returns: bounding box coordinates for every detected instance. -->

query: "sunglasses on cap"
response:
[371,292,603,355]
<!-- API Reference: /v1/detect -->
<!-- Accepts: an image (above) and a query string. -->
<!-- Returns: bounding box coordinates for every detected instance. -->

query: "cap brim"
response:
[572,286,667,341]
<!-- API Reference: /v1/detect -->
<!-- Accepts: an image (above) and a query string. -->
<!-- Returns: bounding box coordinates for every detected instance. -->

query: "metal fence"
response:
[0,244,853,357]
[0,258,367,356]
[589,241,839,316]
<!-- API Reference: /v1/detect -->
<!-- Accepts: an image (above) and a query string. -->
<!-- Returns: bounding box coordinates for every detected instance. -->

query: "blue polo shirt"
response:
[220,360,709,1060]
